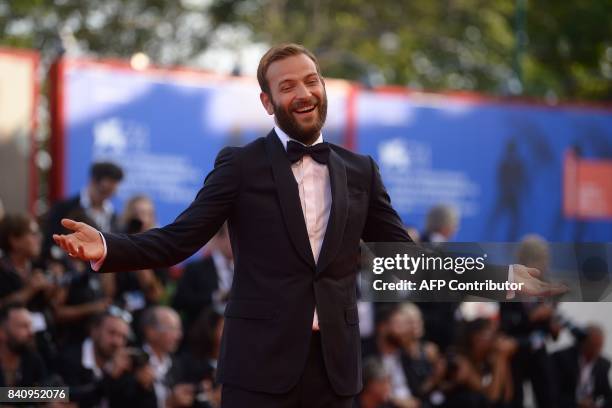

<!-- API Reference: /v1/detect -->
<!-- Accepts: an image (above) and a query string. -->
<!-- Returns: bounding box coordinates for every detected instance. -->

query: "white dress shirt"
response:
[143,343,172,408]
[80,188,114,233]
[275,126,332,330]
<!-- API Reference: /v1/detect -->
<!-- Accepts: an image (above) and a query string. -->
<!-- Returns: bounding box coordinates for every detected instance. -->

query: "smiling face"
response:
[260,53,328,145]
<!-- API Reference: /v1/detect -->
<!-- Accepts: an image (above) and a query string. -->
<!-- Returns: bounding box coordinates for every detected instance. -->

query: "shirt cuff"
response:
[506,264,515,300]
[90,232,108,272]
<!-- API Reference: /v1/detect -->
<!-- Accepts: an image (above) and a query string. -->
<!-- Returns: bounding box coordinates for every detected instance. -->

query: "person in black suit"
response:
[552,325,611,408]
[43,161,123,257]
[500,235,559,408]
[417,205,461,353]
[53,43,565,408]
[173,223,233,333]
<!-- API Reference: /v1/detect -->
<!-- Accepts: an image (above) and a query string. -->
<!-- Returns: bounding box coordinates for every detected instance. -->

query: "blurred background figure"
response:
[43,161,124,256]
[0,213,50,308]
[397,303,445,403]
[0,213,61,366]
[0,304,47,387]
[55,307,148,407]
[355,356,403,408]
[363,304,421,408]
[120,194,158,233]
[420,205,459,244]
[108,195,168,331]
[500,234,559,408]
[438,318,517,408]
[553,324,611,408]
[404,225,421,243]
[173,223,233,334]
[50,209,114,347]
[174,307,225,408]
[140,306,193,408]
[417,204,461,354]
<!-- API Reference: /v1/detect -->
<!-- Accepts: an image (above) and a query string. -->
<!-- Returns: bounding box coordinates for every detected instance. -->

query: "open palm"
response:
[513,264,568,297]
[53,218,104,261]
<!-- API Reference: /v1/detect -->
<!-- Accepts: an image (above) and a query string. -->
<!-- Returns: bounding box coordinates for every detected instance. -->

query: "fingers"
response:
[528,281,569,298]
[53,234,70,253]
[53,234,87,260]
[547,282,569,297]
[527,267,542,278]
[61,218,82,231]
[66,239,79,258]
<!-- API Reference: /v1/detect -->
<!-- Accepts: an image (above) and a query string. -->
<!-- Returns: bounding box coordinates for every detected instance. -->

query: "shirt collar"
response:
[80,188,114,214]
[274,125,323,152]
[82,338,103,379]
[143,343,172,370]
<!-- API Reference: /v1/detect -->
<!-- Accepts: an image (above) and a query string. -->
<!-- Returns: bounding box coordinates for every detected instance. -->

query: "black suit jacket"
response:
[99,130,413,396]
[552,346,611,408]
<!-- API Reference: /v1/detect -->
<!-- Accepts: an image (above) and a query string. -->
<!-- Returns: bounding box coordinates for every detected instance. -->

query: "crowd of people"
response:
[0,163,610,408]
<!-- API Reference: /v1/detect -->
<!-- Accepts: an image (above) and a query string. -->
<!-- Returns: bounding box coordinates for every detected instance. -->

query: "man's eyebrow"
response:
[304,73,319,80]
[278,78,296,87]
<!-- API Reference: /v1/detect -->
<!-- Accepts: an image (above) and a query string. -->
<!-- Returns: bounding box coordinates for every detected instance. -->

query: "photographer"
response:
[109,196,168,321]
[56,307,156,407]
[0,213,62,367]
[173,307,225,408]
[553,324,611,408]
[140,306,202,407]
[0,213,54,309]
[499,235,558,408]
[441,318,517,408]
[0,304,47,387]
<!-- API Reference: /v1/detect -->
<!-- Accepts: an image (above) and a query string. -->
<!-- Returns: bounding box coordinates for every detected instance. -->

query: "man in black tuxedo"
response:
[53,43,563,408]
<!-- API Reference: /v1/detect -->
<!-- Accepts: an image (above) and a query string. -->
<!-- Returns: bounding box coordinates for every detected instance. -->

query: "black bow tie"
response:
[286,140,330,164]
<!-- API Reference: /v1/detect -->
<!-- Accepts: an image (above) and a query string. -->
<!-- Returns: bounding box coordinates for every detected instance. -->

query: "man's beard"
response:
[273,89,328,145]
[94,341,115,361]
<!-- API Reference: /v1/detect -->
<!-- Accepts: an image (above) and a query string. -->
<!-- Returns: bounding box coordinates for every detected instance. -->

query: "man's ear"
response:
[260,92,274,115]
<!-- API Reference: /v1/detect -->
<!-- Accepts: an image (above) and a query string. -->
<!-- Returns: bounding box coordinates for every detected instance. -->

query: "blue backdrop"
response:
[59,61,612,243]
[355,92,612,242]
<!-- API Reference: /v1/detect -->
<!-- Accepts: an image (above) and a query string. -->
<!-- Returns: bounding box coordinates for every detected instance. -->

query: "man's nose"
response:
[295,82,312,99]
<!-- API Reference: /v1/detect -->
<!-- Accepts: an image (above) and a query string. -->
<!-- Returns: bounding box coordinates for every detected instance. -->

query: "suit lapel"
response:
[316,148,348,275]
[265,131,316,268]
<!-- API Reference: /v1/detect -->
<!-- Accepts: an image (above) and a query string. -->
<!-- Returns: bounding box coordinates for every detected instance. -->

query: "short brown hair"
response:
[0,213,34,253]
[257,43,322,95]
[90,161,124,183]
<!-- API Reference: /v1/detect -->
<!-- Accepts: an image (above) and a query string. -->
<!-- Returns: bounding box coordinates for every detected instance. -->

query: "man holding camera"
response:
[56,308,148,407]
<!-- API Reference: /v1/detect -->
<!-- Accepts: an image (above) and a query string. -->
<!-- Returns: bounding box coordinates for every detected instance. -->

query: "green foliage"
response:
[1,0,610,101]
[208,0,612,101]
[0,0,210,65]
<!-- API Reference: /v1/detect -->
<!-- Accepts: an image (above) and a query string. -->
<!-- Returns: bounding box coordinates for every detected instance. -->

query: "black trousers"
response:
[221,331,355,408]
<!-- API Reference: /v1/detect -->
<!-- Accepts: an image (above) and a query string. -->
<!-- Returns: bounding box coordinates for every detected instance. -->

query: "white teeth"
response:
[296,105,315,113]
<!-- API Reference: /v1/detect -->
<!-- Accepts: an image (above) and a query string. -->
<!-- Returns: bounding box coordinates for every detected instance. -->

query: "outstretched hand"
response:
[513,264,568,297]
[53,218,104,261]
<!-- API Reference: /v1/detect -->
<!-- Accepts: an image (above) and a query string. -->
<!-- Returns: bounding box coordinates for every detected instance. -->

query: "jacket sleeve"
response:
[362,156,413,243]
[99,147,241,273]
